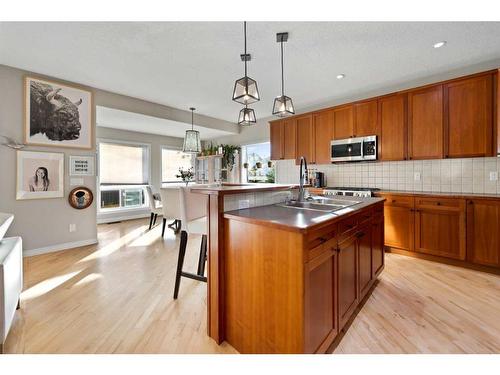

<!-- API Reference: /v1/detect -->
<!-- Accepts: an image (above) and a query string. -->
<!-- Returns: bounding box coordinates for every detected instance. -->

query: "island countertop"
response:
[190,183,300,195]
[223,196,385,233]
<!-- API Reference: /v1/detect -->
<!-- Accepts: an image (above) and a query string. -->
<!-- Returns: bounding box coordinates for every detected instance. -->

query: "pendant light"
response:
[238,104,257,126]
[273,32,295,117]
[232,21,260,105]
[182,107,201,153]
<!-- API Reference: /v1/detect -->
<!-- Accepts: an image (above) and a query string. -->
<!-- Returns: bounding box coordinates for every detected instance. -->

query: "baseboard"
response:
[24,238,98,257]
[97,212,152,224]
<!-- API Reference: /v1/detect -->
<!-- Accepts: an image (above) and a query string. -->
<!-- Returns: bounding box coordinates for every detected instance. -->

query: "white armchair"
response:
[0,213,23,354]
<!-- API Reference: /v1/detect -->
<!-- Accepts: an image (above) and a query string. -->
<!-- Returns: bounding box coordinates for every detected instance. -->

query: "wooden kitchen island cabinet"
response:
[223,199,385,353]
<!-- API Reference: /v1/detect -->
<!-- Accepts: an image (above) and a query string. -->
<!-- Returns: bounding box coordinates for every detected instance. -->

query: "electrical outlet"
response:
[490,171,498,181]
[69,223,76,232]
[414,172,421,182]
[238,200,250,209]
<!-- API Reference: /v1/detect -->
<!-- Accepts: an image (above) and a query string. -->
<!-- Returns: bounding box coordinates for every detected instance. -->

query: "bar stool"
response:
[172,186,208,299]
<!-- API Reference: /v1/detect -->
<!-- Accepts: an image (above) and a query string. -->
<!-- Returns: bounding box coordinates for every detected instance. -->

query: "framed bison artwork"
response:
[24,76,93,149]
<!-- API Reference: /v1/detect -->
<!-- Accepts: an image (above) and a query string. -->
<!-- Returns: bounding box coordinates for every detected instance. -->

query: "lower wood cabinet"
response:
[358,224,373,299]
[337,234,359,330]
[371,214,385,277]
[467,199,500,267]
[305,248,337,353]
[378,193,500,272]
[414,197,466,260]
[382,195,414,251]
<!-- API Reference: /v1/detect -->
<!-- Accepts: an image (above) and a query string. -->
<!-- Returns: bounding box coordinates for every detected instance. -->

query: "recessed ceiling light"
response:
[336,74,345,79]
[433,41,447,49]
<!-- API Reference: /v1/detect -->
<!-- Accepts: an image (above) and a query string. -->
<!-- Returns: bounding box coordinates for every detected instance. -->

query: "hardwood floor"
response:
[4,218,500,354]
[5,218,236,354]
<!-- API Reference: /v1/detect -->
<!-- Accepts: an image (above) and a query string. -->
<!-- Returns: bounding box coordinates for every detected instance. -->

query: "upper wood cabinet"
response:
[379,94,407,161]
[270,119,296,160]
[296,114,314,164]
[445,74,494,158]
[283,119,297,160]
[354,99,379,137]
[467,199,500,268]
[408,85,444,160]
[332,105,354,140]
[270,120,284,160]
[313,110,334,165]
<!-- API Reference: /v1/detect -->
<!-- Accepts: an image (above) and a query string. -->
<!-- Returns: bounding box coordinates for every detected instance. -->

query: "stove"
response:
[322,187,380,198]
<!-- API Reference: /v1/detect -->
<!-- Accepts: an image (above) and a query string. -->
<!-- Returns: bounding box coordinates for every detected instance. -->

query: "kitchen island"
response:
[192,184,385,353]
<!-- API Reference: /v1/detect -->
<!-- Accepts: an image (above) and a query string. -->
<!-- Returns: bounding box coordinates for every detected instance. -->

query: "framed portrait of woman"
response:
[16,150,64,200]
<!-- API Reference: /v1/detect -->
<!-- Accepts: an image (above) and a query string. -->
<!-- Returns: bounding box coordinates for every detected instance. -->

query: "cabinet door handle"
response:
[356,232,365,238]
[468,201,474,205]
[436,202,441,206]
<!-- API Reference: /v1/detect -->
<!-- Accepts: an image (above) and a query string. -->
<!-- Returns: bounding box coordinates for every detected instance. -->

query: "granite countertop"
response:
[190,183,300,195]
[223,196,385,233]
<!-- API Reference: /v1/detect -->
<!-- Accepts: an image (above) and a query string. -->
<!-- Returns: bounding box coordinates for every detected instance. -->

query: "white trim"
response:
[97,212,151,224]
[24,238,98,257]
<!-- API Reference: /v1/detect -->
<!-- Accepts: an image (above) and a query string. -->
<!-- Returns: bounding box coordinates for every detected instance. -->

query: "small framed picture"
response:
[69,155,95,176]
[68,187,94,209]
[16,150,64,200]
[24,76,93,149]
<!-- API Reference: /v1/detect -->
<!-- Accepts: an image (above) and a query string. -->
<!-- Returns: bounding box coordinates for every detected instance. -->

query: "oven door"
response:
[331,137,364,162]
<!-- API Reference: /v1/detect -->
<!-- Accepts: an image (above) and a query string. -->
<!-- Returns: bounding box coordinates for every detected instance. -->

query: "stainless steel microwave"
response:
[330,135,377,162]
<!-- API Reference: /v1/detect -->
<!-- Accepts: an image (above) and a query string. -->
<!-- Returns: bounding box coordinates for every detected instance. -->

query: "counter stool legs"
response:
[149,213,155,230]
[173,231,207,299]
[162,219,182,237]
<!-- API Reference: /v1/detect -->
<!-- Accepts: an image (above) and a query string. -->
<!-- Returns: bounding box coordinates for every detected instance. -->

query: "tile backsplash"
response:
[275,157,500,194]
[224,190,293,211]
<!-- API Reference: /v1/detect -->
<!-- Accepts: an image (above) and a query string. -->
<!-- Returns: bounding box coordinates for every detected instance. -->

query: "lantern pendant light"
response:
[273,32,295,117]
[238,104,257,126]
[182,107,202,153]
[232,21,260,105]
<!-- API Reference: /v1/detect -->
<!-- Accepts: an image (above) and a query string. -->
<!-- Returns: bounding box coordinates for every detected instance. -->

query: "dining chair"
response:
[146,186,163,230]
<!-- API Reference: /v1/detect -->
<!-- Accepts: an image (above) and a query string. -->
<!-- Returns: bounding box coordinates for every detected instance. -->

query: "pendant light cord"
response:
[244,21,247,78]
[191,108,194,130]
[280,40,285,97]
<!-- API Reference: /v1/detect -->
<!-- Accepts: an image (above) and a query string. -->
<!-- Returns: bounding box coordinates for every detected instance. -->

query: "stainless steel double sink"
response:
[276,197,361,213]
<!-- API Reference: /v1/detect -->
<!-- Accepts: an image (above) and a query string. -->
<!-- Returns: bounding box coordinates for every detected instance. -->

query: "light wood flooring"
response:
[4,218,500,354]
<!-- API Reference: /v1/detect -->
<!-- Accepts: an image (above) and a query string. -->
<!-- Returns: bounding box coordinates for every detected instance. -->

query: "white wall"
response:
[95,126,184,223]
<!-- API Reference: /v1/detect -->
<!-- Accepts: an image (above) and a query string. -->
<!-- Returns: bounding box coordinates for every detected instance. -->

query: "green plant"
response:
[175,167,194,185]
[221,144,241,171]
[265,168,275,183]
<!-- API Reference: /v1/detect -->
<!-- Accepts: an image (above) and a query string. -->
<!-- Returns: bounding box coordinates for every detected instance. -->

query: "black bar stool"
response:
[173,230,207,299]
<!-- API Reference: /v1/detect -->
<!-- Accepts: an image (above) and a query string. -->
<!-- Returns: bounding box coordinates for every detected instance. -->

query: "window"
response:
[98,141,150,211]
[161,148,194,183]
[241,142,275,183]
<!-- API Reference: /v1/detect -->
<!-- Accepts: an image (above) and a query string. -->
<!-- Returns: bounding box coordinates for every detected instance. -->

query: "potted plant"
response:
[176,167,194,186]
[221,144,241,172]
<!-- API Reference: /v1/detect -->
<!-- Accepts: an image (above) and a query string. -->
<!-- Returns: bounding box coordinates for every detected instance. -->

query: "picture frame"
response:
[24,76,94,149]
[16,150,64,200]
[69,155,95,176]
[68,187,94,209]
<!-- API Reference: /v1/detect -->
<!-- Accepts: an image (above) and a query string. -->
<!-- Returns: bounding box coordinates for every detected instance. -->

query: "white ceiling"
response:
[1,22,500,123]
[96,106,233,140]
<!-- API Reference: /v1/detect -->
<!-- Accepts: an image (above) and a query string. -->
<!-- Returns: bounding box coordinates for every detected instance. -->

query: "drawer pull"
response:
[318,237,327,244]
[436,202,441,206]
[356,232,365,238]
[392,199,396,203]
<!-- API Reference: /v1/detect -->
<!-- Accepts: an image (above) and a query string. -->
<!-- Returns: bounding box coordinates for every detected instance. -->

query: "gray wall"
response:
[96,126,184,223]
[0,64,98,253]
[0,63,209,253]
